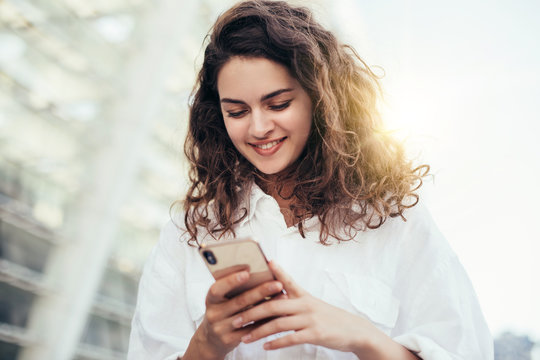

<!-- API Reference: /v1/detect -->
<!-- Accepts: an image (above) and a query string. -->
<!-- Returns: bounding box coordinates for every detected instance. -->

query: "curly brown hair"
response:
[178,0,429,245]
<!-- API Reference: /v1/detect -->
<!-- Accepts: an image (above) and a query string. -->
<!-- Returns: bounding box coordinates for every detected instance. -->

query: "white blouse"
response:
[128,184,493,359]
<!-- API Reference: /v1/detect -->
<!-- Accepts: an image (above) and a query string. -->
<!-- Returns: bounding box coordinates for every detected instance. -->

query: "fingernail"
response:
[267,283,279,292]
[237,272,248,282]
[263,342,272,350]
[241,334,252,343]
[232,316,243,328]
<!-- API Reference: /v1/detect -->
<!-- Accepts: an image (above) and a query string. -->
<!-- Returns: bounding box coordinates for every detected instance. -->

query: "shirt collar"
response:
[236,182,322,233]
[237,182,274,228]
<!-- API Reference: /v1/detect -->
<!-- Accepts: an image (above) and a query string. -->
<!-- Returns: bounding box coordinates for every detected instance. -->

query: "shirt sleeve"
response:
[391,206,494,360]
[127,220,195,360]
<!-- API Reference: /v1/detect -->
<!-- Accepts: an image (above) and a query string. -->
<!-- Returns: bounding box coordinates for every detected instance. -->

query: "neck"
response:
[255,173,299,228]
[255,172,294,200]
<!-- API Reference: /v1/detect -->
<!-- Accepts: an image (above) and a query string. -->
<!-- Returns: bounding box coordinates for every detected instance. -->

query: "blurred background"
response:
[0,0,538,359]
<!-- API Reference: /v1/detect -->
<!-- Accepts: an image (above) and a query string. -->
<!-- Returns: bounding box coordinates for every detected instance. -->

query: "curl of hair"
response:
[176,0,430,246]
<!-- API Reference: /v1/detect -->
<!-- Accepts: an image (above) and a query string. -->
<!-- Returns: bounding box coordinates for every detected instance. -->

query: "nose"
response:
[249,109,274,139]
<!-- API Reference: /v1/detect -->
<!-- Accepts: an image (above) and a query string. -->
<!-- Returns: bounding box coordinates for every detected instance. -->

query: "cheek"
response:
[223,120,245,145]
[291,97,313,130]
[291,108,312,139]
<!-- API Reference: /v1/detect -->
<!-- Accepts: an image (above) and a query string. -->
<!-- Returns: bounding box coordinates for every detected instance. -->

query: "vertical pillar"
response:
[19,0,197,359]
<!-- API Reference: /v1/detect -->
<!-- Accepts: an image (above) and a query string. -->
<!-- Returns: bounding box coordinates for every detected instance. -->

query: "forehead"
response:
[217,57,298,100]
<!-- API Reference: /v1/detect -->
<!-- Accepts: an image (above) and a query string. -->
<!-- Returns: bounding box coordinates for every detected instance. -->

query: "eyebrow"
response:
[220,88,294,104]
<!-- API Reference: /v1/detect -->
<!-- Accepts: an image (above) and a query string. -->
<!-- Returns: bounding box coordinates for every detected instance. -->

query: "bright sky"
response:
[327,0,540,340]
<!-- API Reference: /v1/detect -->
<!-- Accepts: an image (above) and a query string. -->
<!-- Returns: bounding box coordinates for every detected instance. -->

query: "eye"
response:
[226,110,248,118]
[269,100,292,111]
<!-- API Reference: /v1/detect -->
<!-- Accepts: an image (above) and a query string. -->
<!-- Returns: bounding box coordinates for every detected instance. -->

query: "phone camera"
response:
[203,250,217,265]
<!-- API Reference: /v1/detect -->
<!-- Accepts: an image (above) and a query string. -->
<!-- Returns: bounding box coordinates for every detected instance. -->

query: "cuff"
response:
[392,333,454,360]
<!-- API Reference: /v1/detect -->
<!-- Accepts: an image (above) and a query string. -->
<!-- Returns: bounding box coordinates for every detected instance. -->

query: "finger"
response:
[272,292,289,300]
[268,261,305,297]
[207,319,255,349]
[224,280,284,319]
[241,315,306,344]
[207,271,249,304]
[263,330,311,350]
[211,316,255,338]
[233,298,302,328]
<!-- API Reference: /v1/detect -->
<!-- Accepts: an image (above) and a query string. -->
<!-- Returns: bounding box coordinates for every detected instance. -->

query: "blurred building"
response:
[494,332,537,360]
[0,0,237,359]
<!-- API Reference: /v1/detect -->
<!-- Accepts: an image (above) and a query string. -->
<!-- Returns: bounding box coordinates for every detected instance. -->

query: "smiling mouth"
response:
[250,137,287,150]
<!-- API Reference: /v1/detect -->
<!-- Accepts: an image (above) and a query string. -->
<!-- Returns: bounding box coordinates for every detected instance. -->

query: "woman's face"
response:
[217,57,313,175]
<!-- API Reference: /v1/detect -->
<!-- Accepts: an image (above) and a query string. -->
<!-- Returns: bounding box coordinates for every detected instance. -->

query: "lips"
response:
[249,137,287,155]
[251,137,286,149]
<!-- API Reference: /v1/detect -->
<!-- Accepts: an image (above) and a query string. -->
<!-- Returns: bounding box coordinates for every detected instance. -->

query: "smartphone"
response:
[199,239,275,299]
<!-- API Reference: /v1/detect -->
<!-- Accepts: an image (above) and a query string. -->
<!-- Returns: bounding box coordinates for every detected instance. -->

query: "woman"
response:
[128,1,493,359]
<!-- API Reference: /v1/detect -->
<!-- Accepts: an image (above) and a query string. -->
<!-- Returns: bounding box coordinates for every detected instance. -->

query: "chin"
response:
[252,161,287,175]
[255,166,283,175]
[254,161,298,176]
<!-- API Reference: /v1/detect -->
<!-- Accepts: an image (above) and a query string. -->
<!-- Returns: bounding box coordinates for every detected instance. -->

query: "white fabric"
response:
[128,184,493,359]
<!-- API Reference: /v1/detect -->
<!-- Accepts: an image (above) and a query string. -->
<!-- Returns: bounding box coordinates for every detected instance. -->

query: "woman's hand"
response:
[235,261,420,359]
[183,270,285,360]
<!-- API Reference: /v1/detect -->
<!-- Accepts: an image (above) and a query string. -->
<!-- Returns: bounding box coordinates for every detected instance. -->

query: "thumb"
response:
[268,260,305,298]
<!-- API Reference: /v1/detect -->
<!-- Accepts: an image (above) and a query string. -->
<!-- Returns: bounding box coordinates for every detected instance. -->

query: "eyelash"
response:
[226,100,292,118]
[227,110,247,118]
[269,100,292,111]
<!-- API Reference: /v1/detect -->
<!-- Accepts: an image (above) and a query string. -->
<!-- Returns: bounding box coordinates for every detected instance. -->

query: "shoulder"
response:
[160,216,187,241]
[159,213,191,249]
[146,214,196,275]
[385,200,440,236]
[378,200,456,270]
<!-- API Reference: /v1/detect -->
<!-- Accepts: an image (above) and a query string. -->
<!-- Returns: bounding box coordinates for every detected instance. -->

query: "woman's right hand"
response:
[183,270,285,360]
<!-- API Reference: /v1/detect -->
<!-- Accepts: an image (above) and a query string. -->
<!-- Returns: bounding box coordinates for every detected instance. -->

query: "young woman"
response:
[128,1,493,359]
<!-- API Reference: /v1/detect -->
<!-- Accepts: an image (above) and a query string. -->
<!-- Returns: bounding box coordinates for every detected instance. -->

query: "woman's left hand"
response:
[234,261,420,359]
[233,260,376,353]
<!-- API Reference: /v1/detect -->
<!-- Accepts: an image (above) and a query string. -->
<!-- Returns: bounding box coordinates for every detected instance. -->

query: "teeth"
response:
[255,139,282,150]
